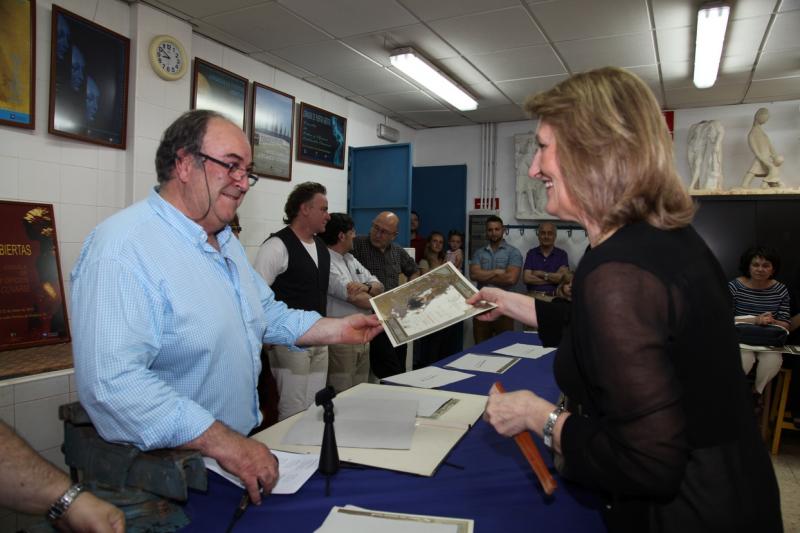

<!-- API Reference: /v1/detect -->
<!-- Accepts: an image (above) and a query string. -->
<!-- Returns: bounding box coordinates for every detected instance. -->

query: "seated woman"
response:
[418,231,446,274]
[729,245,791,398]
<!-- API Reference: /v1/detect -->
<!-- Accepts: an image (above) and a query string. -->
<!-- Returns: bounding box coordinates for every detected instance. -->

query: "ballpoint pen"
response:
[224,490,251,533]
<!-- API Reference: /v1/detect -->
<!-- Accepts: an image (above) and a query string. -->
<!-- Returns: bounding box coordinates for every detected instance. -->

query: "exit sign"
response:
[474,198,499,209]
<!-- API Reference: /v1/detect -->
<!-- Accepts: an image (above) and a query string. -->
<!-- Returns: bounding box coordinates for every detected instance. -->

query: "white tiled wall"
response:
[0,369,76,532]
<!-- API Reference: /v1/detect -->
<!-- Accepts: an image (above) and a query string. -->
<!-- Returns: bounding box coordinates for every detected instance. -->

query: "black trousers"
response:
[369,331,407,378]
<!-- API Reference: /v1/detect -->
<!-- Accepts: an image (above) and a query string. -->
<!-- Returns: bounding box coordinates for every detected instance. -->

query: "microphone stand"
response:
[315,386,339,496]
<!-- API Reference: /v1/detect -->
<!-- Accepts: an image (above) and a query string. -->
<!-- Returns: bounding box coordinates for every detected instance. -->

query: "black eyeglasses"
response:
[197,152,259,187]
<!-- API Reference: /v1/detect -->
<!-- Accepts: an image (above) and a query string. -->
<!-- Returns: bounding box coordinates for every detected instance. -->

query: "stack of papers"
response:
[283,397,418,449]
[204,451,318,494]
[445,353,519,374]
[316,505,473,533]
[494,343,555,359]
[381,366,474,388]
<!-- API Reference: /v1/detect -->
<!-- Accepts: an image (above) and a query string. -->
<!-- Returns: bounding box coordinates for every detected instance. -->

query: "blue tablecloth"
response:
[181,331,604,531]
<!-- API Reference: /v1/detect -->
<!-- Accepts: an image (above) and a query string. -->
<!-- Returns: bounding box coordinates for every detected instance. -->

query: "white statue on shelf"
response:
[687,120,725,190]
[742,107,784,189]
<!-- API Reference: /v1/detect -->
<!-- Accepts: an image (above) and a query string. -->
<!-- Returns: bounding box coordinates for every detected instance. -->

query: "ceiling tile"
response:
[558,32,656,72]
[754,48,800,79]
[463,104,528,123]
[661,55,756,91]
[724,16,769,59]
[325,66,415,95]
[191,20,264,54]
[153,0,267,19]
[402,110,475,128]
[303,77,357,99]
[656,26,692,64]
[664,82,747,107]
[779,0,800,11]
[398,0,519,22]
[277,0,418,38]
[429,7,546,56]
[531,0,651,41]
[346,95,395,116]
[271,41,377,75]
[469,45,566,81]
[745,76,800,100]
[204,3,329,51]
[495,75,569,104]
[733,0,780,19]
[466,82,514,108]
[249,51,315,79]
[652,0,695,30]
[764,10,800,52]
[438,57,489,85]
[366,91,445,112]
[343,24,457,67]
[660,60,693,90]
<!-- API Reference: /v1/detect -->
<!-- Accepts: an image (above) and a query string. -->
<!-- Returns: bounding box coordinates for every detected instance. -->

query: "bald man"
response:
[352,211,419,377]
[523,222,569,296]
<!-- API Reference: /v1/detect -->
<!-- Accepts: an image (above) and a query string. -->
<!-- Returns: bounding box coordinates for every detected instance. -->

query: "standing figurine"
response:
[742,108,784,188]
[687,120,725,190]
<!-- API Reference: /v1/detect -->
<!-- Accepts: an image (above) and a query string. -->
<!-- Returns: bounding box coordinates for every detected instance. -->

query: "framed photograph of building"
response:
[0,0,36,129]
[250,82,295,181]
[48,5,130,149]
[297,102,347,169]
[0,201,70,351]
[192,58,248,130]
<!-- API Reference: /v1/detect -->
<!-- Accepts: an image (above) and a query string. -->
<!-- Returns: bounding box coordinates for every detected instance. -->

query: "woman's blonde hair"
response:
[524,67,695,232]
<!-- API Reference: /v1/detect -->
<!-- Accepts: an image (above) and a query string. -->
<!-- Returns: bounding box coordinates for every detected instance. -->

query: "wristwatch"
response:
[544,272,550,281]
[543,404,566,449]
[47,483,85,523]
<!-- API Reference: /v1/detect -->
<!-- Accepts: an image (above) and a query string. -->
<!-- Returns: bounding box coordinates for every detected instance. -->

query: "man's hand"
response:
[338,314,383,344]
[62,492,125,533]
[346,281,367,298]
[182,422,278,505]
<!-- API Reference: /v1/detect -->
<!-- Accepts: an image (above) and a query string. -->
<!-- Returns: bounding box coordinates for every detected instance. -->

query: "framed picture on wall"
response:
[0,0,36,129]
[192,58,248,130]
[250,82,295,181]
[0,201,70,351]
[48,5,130,149]
[297,102,347,169]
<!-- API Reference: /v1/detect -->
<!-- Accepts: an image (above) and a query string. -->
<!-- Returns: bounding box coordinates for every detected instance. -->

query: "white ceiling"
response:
[144,0,800,128]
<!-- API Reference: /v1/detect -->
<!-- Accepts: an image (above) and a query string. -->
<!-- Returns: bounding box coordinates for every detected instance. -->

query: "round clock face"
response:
[149,36,187,81]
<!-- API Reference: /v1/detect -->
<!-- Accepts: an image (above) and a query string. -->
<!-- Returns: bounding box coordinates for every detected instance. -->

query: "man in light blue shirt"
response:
[70,110,381,505]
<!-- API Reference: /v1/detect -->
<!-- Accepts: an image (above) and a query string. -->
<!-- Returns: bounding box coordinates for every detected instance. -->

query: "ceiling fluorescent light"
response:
[693,2,730,89]
[390,47,478,111]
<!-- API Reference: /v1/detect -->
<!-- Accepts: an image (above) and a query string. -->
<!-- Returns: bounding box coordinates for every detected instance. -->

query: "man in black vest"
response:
[254,182,331,420]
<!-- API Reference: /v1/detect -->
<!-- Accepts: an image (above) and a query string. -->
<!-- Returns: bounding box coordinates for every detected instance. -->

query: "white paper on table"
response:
[493,343,555,359]
[346,387,450,417]
[203,450,319,495]
[282,397,417,449]
[316,505,471,533]
[381,366,474,389]
[445,353,519,374]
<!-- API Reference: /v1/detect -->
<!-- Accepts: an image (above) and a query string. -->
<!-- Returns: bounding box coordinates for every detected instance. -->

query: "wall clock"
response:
[149,35,187,81]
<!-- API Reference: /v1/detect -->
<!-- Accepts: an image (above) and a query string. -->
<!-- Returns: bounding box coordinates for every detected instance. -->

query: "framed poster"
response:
[0,201,70,351]
[192,58,248,130]
[297,102,347,169]
[48,5,130,149]
[250,82,295,181]
[0,0,35,129]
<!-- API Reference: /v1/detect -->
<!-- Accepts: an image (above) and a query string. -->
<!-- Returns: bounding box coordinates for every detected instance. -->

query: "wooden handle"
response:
[492,381,558,496]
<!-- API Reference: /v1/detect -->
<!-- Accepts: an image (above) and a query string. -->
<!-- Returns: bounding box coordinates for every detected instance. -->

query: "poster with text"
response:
[0,201,70,351]
[297,102,347,169]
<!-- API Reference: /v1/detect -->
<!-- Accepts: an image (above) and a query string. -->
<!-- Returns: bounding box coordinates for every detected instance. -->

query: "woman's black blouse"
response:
[554,222,781,532]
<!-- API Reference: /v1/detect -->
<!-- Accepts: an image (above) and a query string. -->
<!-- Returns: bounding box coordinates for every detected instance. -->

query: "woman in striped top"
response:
[729,245,791,395]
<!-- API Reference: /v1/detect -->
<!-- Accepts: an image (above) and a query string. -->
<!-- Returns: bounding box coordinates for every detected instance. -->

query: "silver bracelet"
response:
[543,404,566,449]
[47,483,85,522]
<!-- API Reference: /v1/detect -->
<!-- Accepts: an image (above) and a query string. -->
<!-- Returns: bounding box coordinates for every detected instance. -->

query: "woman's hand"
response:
[465,287,538,327]
[484,388,547,437]
[756,312,774,326]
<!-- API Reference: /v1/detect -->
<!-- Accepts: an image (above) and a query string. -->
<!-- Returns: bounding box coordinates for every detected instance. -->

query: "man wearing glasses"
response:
[70,110,382,505]
[352,211,419,378]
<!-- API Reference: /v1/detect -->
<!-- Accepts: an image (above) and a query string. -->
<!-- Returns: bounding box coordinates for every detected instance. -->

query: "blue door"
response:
[411,164,467,250]
[348,144,413,245]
